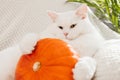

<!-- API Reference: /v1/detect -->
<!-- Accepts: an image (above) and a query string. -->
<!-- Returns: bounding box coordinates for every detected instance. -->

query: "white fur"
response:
[73,57,96,80]
[40,6,120,80]
[19,33,39,53]
[0,45,21,80]
[94,39,120,80]
[40,5,105,80]
[0,33,39,80]
[41,6,105,57]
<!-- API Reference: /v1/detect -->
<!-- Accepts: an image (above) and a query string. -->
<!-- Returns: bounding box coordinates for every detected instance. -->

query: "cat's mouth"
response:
[65,36,74,40]
[65,33,82,40]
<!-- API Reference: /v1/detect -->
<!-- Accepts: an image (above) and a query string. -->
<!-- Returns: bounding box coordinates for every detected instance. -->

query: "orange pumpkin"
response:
[15,38,79,80]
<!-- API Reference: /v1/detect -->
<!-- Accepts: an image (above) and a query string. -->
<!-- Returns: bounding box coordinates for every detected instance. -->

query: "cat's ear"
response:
[75,4,88,19]
[47,10,58,22]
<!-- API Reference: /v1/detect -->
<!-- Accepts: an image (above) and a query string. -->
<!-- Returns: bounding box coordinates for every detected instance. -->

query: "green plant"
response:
[67,0,120,33]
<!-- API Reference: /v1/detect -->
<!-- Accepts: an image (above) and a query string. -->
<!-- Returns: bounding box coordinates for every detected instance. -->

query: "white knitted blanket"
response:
[93,39,120,80]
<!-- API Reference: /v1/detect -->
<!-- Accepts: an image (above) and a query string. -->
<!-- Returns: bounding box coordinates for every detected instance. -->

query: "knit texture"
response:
[93,40,120,80]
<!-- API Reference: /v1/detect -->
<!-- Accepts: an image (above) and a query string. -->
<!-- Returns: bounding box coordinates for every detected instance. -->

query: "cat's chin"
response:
[66,36,79,40]
[66,37,74,40]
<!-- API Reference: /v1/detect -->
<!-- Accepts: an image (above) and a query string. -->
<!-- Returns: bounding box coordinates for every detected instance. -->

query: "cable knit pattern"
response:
[93,40,120,80]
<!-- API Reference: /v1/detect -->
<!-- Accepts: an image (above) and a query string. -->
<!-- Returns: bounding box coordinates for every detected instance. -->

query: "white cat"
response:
[39,4,105,80]
[0,4,104,80]
[40,5,105,57]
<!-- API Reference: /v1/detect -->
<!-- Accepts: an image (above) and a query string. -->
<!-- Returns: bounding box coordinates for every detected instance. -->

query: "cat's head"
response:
[47,4,88,40]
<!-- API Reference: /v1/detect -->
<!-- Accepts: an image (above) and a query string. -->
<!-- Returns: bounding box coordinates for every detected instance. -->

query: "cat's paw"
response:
[19,33,39,54]
[73,57,96,80]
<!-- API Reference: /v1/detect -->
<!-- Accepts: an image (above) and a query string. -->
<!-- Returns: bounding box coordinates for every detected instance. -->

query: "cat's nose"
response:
[64,33,68,36]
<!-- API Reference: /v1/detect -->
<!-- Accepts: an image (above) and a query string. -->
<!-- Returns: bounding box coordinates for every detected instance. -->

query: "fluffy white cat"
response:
[0,4,104,80]
[40,5,105,57]
[30,4,104,80]
[39,4,105,80]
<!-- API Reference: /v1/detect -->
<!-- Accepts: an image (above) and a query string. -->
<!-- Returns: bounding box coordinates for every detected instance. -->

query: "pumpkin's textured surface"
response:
[15,38,78,80]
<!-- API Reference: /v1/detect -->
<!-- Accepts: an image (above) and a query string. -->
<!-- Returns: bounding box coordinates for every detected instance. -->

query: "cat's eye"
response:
[58,26,63,30]
[70,24,77,28]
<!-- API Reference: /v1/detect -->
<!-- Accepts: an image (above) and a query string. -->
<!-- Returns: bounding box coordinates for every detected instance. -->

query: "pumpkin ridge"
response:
[35,39,64,60]
[15,67,33,80]
[44,56,77,66]
[40,55,74,64]
[36,38,74,59]
[37,67,53,80]
[37,49,75,63]
[40,66,74,80]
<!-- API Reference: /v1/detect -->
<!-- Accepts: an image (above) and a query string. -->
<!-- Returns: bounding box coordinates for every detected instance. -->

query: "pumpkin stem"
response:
[33,62,41,72]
